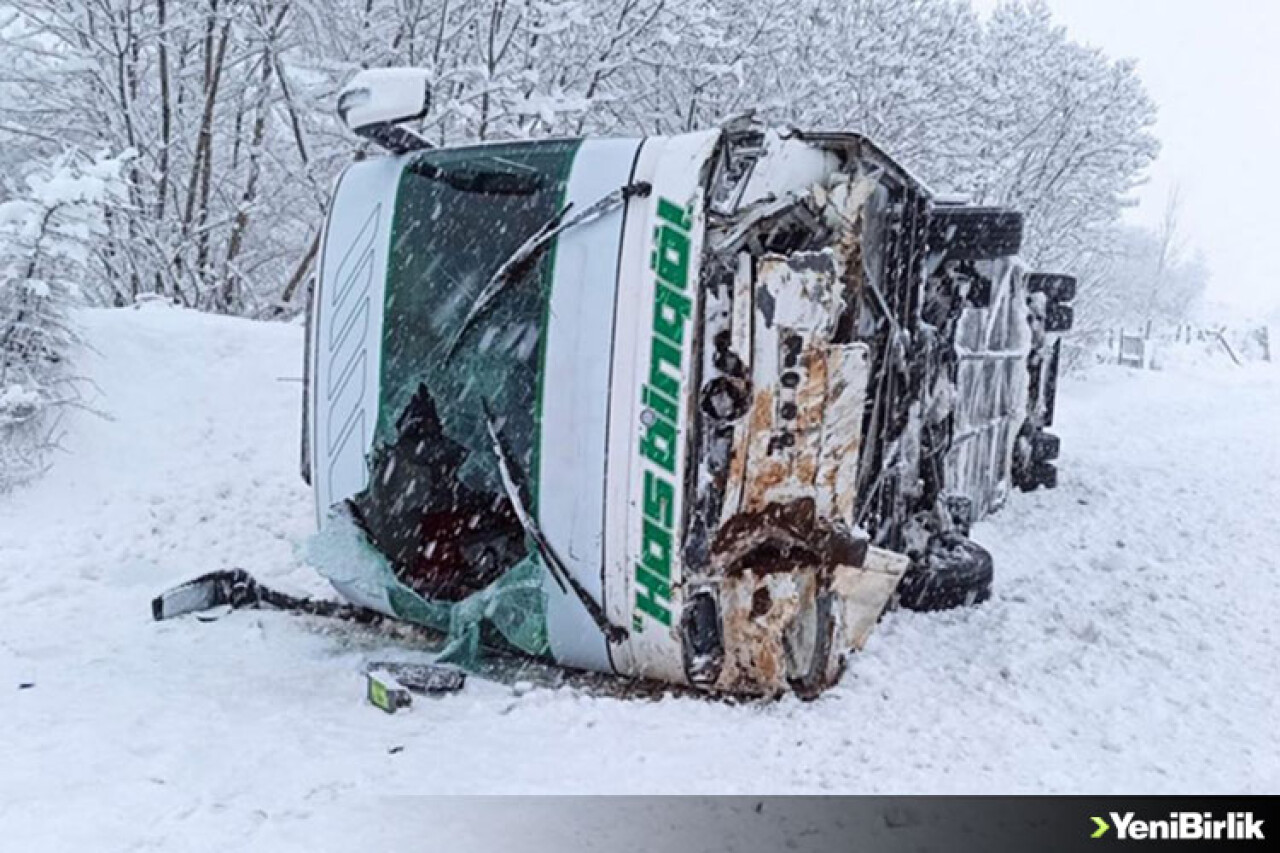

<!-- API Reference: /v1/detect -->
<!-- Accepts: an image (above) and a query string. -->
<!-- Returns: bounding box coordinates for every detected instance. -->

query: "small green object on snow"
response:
[366,671,412,714]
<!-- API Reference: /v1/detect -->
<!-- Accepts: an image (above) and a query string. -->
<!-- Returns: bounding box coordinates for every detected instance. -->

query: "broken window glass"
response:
[348,141,579,608]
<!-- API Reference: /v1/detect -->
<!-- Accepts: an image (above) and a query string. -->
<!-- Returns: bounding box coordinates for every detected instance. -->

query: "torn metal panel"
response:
[735,130,842,209]
[715,566,821,694]
[719,250,868,524]
[703,526,904,696]
[832,547,911,653]
[714,252,758,522]
[705,498,876,696]
[711,498,868,577]
[692,150,916,696]
[816,344,871,524]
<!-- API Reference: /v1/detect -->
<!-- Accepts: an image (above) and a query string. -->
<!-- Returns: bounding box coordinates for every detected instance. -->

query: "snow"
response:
[2,305,1278,845]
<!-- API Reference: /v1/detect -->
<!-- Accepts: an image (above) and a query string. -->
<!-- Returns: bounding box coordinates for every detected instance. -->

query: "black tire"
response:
[897,534,993,612]
[1017,461,1058,492]
[1027,273,1077,304]
[929,206,1024,261]
[1043,338,1061,427]
[1031,430,1060,463]
[1044,303,1073,333]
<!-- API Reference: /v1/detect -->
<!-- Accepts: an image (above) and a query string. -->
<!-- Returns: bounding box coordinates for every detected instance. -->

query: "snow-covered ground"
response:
[2,305,1277,846]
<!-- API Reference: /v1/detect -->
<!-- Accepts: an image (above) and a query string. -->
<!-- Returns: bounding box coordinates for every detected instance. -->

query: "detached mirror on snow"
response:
[337,68,433,154]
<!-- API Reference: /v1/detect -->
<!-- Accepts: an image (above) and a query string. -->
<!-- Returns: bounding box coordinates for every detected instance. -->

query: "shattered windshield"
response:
[348,141,579,603]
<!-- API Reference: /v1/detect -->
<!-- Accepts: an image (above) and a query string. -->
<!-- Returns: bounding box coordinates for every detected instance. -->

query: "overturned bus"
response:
[294,69,1075,697]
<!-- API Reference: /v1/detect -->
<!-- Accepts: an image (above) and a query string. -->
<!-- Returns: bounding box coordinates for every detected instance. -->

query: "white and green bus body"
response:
[307,129,907,695]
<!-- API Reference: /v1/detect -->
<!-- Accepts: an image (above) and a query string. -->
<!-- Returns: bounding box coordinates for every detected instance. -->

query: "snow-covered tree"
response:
[762,0,987,169]
[1089,224,1208,331]
[0,151,129,490]
[969,0,1159,276]
[0,0,1165,323]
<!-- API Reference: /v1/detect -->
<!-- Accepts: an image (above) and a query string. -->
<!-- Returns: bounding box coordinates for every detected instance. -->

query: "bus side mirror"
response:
[337,68,433,154]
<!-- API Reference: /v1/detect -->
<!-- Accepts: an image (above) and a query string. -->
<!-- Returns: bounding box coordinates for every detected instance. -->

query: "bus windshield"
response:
[347,140,580,603]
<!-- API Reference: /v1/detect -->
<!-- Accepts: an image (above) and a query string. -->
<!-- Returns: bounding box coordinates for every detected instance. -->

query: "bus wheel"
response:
[897,533,993,612]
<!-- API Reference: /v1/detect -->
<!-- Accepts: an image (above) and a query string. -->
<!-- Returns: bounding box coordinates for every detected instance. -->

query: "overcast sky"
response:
[973,0,1280,318]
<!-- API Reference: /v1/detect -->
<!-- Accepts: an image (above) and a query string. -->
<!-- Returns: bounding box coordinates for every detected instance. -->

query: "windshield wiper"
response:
[407,159,545,196]
[481,400,628,645]
[444,181,652,362]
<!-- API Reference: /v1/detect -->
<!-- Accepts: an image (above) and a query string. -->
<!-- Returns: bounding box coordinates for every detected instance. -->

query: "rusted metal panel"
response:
[707,540,906,696]
[729,251,862,517]
[703,166,900,696]
[715,566,822,694]
[816,344,870,524]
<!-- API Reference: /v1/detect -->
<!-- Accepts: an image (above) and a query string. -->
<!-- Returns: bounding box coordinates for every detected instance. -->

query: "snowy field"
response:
[1,305,1277,845]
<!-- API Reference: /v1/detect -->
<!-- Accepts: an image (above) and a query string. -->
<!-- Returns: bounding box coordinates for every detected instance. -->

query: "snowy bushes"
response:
[0,153,128,490]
